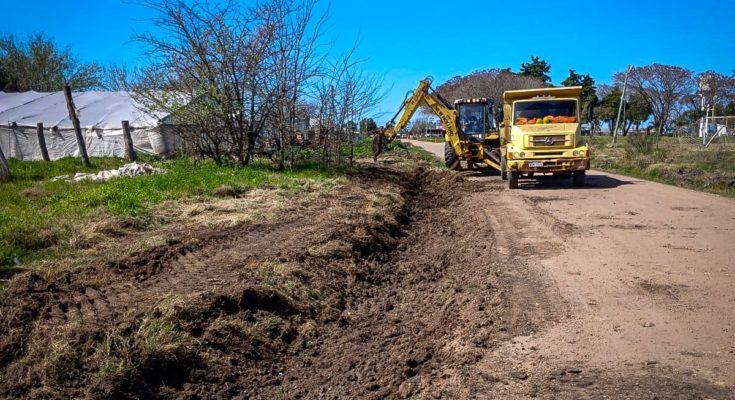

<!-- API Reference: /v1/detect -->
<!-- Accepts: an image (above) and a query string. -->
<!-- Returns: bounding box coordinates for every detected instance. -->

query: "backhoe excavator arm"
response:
[380,78,461,152]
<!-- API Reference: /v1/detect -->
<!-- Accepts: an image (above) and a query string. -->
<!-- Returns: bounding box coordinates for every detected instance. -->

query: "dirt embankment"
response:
[1,160,733,399]
[0,164,510,399]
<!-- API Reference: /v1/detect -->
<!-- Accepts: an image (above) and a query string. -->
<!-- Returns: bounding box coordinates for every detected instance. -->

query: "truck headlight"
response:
[573,150,579,157]
[519,152,526,158]
[513,152,520,159]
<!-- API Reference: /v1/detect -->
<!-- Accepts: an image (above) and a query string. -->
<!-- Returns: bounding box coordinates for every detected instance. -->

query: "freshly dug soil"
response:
[1,162,731,399]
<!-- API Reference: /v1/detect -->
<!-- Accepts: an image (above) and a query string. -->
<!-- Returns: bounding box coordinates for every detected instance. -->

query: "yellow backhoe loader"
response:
[374,77,503,171]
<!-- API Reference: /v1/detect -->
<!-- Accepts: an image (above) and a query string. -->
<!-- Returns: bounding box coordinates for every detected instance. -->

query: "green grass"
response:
[397,140,445,168]
[0,156,343,267]
[588,136,735,197]
[351,136,444,168]
[410,136,444,143]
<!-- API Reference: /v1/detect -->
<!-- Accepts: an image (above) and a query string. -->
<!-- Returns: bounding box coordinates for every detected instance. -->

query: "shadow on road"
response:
[458,169,501,179]
[457,170,637,190]
[519,173,637,190]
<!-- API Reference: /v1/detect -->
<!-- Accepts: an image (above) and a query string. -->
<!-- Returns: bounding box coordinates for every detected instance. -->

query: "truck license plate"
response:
[528,161,544,167]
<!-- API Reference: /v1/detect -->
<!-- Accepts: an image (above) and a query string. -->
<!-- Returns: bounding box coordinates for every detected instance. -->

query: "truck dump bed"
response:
[503,86,582,102]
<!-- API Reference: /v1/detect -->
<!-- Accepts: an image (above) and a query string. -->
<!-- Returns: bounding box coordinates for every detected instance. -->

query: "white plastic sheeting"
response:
[70,162,162,182]
[0,91,177,160]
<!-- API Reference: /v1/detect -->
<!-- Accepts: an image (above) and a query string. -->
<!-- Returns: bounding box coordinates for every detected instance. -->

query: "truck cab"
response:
[501,86,590,189]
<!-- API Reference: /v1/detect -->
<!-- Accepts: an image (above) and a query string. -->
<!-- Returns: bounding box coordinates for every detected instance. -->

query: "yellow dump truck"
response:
[500,86,590,189]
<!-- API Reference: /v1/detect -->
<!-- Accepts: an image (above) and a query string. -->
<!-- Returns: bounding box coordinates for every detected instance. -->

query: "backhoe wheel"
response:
[573,171,586,187]
[508,171,519,189]
[444,142,460,170]
[500,155,508,180]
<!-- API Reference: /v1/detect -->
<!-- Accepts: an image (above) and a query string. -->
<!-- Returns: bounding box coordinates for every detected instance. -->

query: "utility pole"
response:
[63,85,91,167]
[613,65,631,144]
[699,76,712,145]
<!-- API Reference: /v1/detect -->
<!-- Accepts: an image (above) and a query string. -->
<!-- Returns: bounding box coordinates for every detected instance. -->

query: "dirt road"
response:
[406,139,735,397]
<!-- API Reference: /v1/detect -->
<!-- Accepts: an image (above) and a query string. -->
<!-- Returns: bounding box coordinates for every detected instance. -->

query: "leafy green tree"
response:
[625,93,652,133]
[561,69,582,86]
[615,64,694,134]
[360,117,378,133]
[519,56,551,83]
[596,88,621,134]
[0,32,101,92]
[0,59,8,90]
[721,101,735,116]
[562,70,597,123]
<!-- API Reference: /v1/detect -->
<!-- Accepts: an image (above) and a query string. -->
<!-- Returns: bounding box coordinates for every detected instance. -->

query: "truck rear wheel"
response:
[444,142,459,170]
[573,171,586,187]
[500,155,508,180]
[509,171,519,189]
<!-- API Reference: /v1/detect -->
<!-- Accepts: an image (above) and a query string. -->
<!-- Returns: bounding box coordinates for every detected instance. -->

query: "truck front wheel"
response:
[445,142,460,170]
[573,171,586,187]
[509,171,519,189]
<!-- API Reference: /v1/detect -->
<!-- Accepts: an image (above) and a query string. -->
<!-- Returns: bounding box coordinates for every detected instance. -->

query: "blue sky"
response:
[3,0,734,123]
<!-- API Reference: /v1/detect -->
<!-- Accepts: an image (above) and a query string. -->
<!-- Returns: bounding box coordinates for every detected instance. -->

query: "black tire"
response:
[444,142,460,170]
[500,155,508,180]
[509,171,519,189]
[573,171,586,187]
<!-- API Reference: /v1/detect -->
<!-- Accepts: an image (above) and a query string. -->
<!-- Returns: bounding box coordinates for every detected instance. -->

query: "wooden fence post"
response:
[37,122,50,161]
[121,120,137,162]
[0,144,11,181]
[63,85,91,167]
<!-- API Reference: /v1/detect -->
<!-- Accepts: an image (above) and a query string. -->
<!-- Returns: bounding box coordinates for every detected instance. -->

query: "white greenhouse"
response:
[0,91,178,160]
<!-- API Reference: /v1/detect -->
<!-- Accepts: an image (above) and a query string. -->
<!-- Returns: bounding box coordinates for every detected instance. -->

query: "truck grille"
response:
[529,135,568,148]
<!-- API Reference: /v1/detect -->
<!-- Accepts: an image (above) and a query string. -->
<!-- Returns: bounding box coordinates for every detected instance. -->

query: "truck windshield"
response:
[514,100,577,125]
[458,104,485,135]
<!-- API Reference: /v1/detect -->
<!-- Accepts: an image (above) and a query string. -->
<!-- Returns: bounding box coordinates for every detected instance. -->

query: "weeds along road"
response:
[405,139,735,394]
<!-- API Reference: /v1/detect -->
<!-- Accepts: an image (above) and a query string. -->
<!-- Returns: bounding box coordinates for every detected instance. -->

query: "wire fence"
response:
[673,116,735,147]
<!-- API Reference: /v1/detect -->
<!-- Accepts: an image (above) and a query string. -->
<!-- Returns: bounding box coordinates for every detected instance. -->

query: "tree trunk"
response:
[244,131,256,165]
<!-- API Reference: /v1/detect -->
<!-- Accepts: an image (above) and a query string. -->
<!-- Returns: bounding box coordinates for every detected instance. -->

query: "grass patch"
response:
[588,136,735,197]
[351,136,444,168]
[398,140,446,168]
[410,136,444,143]
[0,156,344,267]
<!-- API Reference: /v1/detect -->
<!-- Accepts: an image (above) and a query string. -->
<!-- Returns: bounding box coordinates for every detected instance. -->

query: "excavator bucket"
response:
[372,130,388,162]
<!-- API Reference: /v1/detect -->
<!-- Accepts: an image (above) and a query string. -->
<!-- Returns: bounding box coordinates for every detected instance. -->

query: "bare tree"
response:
[436,69,545,108]
[616,64,694,135]
[132,0,279,165]
[681,71,735,117]
[264,0,327,169]
[129,0,381,167]
[131,0,331,166]
[100,62,136,91]
[313,45,383,167]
